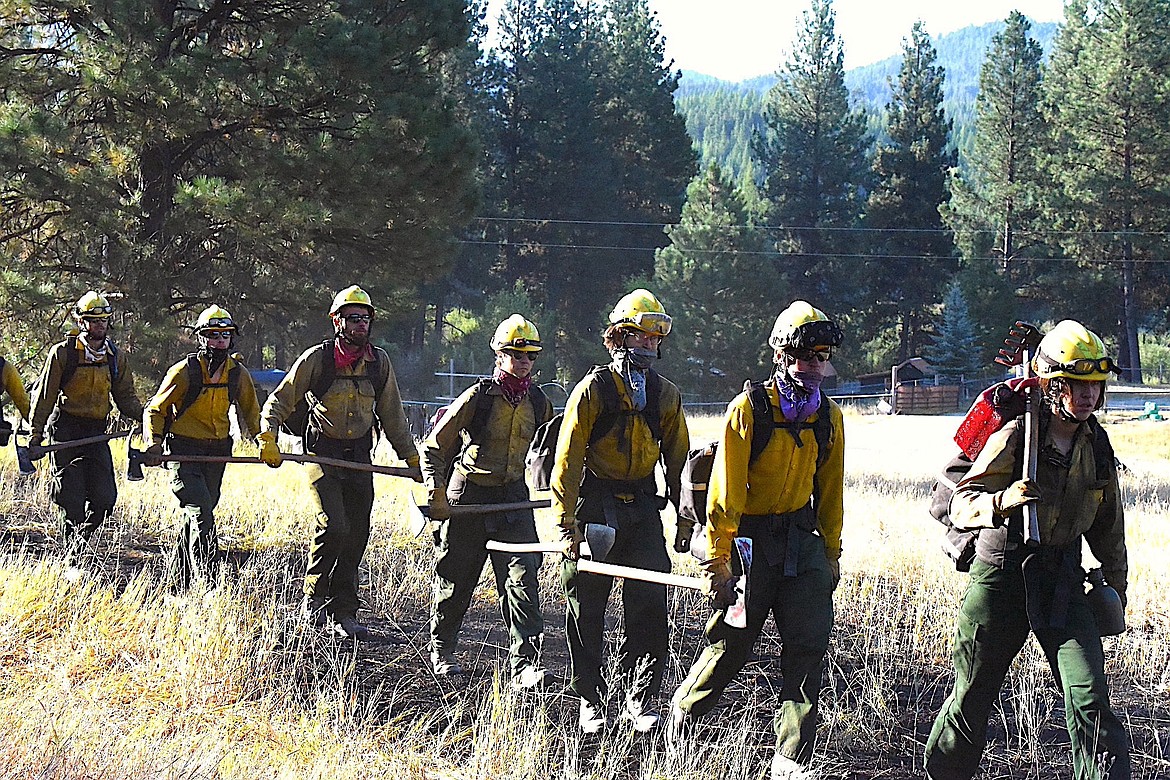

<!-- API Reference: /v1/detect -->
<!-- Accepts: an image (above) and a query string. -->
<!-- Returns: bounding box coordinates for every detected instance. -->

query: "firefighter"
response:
[552,289,690,733]
[142,305,261,589]
[671,301,846,779]
[28,292,144,546]
[259,286,422,640]
[421,314,554,687]
[925,320,1130,780]
[0,351,31,449]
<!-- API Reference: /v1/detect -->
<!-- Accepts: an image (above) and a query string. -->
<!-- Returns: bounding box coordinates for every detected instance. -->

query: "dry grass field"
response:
[0,409,1167,779]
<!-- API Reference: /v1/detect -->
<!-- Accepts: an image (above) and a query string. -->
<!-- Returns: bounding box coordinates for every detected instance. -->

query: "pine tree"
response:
[1040,0,1170,383]
[864,22,957,361]
[0,0,478,368]
[941,12,1050,359]
[926,281,985,382]
[654,164,781,398]
[753,0,869,306]
[479,0,693,379]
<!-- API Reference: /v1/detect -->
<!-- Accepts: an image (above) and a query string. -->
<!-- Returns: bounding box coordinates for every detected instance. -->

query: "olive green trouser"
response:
[306,466,375,618]
[674,528,834,765]
[561,489,671,710]
[167,436,232,589]
[430,479,544,676]
[49,414,116,542]
[925,559,1130,780]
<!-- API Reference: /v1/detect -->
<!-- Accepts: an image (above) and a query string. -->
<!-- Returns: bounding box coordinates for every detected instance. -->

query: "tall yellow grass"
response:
[0,410,1167,778]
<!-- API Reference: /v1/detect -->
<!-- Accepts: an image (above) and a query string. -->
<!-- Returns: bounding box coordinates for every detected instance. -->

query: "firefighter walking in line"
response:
[552,289,690,733]
[259,285,421,640]
[421,314,554,687]
[142,305,261,589]
[1,351,31,450]
[925,320,1130,780]
[28,292,144,547]
[671,301,845,780]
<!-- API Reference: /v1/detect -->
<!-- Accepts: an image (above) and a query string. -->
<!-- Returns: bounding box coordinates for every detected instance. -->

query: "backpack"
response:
[928,380,1116,571]
[435,378,550,482]
[162,354,242,436]
[280,341,389,441]
[59,336,120,388]
[678,380,834,529]
[526,365,663,492]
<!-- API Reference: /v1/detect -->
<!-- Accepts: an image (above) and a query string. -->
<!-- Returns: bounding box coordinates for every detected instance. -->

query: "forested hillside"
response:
[676,19,1060,183]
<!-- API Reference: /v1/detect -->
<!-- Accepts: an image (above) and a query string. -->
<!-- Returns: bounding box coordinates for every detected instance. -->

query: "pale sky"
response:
[485,0,1068,82]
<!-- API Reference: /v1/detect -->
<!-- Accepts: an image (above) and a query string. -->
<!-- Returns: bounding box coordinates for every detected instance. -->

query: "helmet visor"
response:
[503,337,541,351]
[1048,356,1119,377]
[620,312,672,336]
[79,305,113,318]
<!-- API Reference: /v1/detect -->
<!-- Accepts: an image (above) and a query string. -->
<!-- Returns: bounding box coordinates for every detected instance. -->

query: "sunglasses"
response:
[503,349,537,361]
[1052,357,1118,376]
[342,314,373,324]
[786,348,832,363]
[201,330,234,340]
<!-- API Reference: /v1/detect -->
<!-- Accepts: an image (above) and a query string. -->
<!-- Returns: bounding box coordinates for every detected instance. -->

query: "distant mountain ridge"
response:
[675,19,1060,181]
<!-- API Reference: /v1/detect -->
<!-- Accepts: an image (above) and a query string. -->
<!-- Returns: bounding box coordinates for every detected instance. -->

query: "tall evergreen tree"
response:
[864,22,957,361]
[753,0,869,306]
[654,164,781,399]
[478,0,693,379]
[0,0,477,368]
[1041,0,1170,383]
[942,11,1050,358]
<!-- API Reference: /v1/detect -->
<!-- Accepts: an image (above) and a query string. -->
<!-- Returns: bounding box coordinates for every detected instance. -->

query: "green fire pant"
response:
[306,466,375,618]
[925,559,1130,780]
[430,478,544,676]
[49,414,116,542]
[674,527,834,765]
[560,489,671,710]
[167,435,232,589]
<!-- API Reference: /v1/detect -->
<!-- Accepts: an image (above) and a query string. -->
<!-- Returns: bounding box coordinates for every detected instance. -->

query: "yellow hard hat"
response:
[1033,320,1117,381]
[330,285,374,316]
[608,289,671,336]
[194,305,237,333]
[490,314,542,352]
[768,301,843,351]
[75,291,113,320]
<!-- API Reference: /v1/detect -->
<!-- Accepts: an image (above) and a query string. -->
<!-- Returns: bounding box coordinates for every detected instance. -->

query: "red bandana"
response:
[334,339,375,371]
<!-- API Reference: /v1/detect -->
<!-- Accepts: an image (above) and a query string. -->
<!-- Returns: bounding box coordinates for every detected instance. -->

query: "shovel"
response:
[126,446,420,482]
[406,491,550,537]
[486,525,752,628]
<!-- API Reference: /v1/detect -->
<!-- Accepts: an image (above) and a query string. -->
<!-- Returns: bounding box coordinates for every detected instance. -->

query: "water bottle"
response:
[1086,568,1126,636]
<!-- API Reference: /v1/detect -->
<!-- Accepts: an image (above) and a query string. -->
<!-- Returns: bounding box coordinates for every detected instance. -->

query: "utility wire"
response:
[470,214,1170,238]
[457,238,1170,264]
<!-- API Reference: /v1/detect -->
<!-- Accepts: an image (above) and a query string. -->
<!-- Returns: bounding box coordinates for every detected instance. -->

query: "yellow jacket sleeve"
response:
[260,346,321,435]
[371,350,418,465]
[551,375,601,526]
[420,382,480,494]
[1,360,31,421]
[235,367,262,440]
[143,360,190,446]
[29,344,67,442]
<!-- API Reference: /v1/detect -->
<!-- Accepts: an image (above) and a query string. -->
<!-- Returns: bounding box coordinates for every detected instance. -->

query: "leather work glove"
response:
[257,431,283,468]
[703,559,737,608]
[405,456,424,484]
[27,439,46,462]
[428,490,452,522]
[560,523,585,561]
[993,478,1041,520]
[673,519,695,554]
[142,443,164,468]
[827,557,841,590]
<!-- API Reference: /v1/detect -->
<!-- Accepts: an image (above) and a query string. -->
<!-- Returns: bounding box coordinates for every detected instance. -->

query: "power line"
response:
[470,215,1170,238]
[457,238,1170,264]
